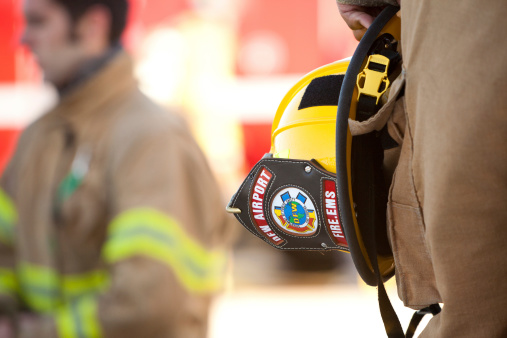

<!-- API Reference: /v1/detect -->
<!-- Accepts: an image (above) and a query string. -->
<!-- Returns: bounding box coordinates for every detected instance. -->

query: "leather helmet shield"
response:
[228,157,348,252]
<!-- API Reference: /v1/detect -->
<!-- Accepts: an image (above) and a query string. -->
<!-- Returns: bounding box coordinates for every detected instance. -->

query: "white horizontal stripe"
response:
[0,84,57,128]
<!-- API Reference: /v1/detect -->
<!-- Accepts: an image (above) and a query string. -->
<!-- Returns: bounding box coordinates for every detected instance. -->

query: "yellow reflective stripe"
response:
[0,188,16,244]
[56,296,102,338]
[18,263,60,312]
[62,271,109,299]
[0,268,18,295]
[17,263,108,313]
[103,208,226,293]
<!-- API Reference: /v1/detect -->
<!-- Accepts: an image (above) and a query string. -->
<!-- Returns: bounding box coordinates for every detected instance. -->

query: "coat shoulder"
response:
[107,90,197,157]
[117,91,189,136]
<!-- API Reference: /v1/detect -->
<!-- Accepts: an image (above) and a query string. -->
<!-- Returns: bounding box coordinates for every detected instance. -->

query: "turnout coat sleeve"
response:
[0,124,44,321]
[96,112,228,338]
[0,163,20,318]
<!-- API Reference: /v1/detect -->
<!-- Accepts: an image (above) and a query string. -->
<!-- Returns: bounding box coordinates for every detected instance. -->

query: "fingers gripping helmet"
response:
[227,6,401,287]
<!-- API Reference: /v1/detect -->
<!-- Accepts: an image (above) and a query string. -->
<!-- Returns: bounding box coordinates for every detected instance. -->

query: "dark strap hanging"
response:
[406,304,442,338]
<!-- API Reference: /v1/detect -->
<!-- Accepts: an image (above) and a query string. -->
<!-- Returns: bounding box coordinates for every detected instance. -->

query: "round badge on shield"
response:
[270,187,319,236]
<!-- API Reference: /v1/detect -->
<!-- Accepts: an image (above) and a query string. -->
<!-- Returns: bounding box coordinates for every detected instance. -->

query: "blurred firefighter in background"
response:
[0,0,230,337]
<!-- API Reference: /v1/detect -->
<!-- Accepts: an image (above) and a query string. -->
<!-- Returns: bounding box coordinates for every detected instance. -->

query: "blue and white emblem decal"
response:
[270,187,318,236]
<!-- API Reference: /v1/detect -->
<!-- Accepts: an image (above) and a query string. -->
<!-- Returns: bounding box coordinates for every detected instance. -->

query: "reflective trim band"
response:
[17,263,108,313]
[0,268,18,296]
[103,208,226,293]
[0,188,16,244]
[18,263,60,312]
[18,264,105,336]
[56,296,102,338]
[63,271,109,299]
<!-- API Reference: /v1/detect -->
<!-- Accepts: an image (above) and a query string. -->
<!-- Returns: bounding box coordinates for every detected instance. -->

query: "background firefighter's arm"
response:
[0,164,20,319]
[99,122,229,338]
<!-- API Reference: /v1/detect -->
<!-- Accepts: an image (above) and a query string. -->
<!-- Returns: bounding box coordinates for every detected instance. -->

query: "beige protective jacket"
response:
[0,52,229,338]
[348,1,507,337]
[396,1,507,336]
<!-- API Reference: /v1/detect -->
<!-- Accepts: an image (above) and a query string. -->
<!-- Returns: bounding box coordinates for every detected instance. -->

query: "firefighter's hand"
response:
[337,4,384,40]
[337,1,400,41]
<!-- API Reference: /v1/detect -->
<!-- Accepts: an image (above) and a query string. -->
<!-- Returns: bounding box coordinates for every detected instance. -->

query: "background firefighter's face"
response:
[21,0,111,88]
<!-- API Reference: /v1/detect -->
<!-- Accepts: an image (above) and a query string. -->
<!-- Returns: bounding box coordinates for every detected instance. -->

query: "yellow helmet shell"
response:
[270,59,350,173]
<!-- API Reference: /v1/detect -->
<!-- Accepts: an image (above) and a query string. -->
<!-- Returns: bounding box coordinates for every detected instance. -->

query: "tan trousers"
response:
[393,1,507,337]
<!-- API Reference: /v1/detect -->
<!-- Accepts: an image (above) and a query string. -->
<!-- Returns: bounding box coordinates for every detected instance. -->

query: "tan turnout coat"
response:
[0,52,228,338]
[341,0,507,336]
